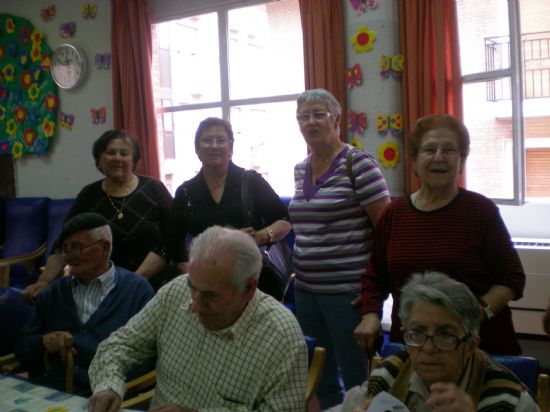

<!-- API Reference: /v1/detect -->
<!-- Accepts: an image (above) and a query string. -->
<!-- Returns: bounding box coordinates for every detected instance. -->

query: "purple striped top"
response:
[289,145,389,294]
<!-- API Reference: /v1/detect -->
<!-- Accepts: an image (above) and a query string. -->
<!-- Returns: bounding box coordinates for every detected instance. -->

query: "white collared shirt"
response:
[71,263,116,324]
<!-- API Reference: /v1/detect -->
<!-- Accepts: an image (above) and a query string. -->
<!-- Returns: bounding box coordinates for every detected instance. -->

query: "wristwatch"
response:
[479,298,495,320]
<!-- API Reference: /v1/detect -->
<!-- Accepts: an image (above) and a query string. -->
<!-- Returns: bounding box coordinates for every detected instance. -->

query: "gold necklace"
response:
[107,195,125,219]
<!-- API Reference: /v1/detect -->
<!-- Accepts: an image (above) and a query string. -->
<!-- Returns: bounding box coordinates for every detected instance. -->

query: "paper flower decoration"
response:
[40,4,56,22]
[348,0,379,15]
[91,107,106,124]
[378,141,400,168]
[95,53,111,70]
[376,114,402,136]
[380,54,405,79]
[60,112,75,130]
[345,63,363,88]
[60,22,76,38]
[351,135,363,149]
[352,26,376,53]
[82,4,98,20]
[347,110,367,135]
[0,14,57,157]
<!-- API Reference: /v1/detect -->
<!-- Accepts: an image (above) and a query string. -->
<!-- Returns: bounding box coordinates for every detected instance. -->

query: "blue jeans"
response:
[295,289,368,409]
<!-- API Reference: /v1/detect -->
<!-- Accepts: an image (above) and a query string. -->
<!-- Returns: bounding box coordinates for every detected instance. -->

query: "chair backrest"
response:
[304,335,326,410]
[0,288,34,356]
[44,198,75,259]
[1,198,49,287]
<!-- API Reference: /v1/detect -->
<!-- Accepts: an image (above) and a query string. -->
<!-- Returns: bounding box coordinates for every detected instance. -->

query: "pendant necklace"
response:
[107,195,125,219]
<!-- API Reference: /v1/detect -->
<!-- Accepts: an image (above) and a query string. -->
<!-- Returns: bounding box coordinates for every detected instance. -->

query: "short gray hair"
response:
[296,88,342,115]
[190,226,262,292]
[89,225,113,257]
[399,271,480,339]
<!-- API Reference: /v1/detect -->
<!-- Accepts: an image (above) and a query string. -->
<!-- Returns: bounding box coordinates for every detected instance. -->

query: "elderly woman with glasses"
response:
[355,115,525,357]
[343,271,539,412]
[155,117,291,300]
[288,89,390,409]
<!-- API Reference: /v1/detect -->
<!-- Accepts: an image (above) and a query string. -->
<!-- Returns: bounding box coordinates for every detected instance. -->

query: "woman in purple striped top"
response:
[288,89,390,409]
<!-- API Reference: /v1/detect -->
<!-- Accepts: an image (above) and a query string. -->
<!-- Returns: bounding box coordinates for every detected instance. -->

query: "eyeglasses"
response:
[60,240,103,258]
[296,111,334,123]
[199,136,232,147]
[403,330,469,351]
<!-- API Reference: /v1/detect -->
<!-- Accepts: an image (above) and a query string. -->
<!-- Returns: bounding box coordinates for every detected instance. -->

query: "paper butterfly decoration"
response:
[60,112,75,130]
[351,135,363,149]
[380,54,405,79]
[95,53,111,70]
[40,4,56,22]
[91,107,106,124]
[376,114,403,136]
[348,0,379,16]
[345,64,363,88]
[347,110,368,135]
[82,3,98,20]
[59,22,76,38]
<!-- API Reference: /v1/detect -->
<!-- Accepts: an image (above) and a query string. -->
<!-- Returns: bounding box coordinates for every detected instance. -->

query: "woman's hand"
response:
[241,227,265,245]
[354,313,382,358]
[426,382,475,411]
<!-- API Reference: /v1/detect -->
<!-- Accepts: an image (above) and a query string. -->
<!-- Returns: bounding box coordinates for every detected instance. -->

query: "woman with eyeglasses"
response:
[288,89,390,409]
[159,117,291,300]
[343,272,538,412]
[22,130,174,301]
[355,115,525,357]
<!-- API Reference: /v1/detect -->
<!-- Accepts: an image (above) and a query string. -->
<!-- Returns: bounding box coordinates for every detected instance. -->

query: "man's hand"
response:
[149,404,198,412]
[87,390,121,412]
[353,399,372,412]
[354,313,382,358]
[21,280,50,303]
[42,331,75,362]
[426,382,475,411]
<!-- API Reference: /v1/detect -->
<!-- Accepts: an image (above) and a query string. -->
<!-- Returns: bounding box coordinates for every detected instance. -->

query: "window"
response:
[151,0,305,196]
[457,0,550,203]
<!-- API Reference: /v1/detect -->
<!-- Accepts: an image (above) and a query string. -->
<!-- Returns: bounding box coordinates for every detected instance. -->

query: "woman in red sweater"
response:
[355,115,525,356]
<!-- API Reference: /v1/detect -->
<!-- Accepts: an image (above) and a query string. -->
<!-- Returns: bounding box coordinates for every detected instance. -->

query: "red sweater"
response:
[362,189,525,355]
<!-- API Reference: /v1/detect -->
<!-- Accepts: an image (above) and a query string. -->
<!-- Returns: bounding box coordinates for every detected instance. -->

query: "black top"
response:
[165,162,289,262]
[64,176,173,271]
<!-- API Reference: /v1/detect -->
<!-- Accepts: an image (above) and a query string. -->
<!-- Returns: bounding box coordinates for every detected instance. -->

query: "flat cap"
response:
[59,212,109,243]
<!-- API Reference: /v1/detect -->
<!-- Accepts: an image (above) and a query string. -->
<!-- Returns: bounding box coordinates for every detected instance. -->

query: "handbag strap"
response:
[241,170,254,227]
[346,147,356,192]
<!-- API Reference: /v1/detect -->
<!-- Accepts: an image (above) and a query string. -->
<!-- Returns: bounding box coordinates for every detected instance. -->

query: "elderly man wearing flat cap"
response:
[15,212,154,395]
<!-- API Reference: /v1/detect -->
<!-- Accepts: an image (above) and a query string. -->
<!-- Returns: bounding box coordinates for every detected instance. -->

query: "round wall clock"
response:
[51,43,87,90]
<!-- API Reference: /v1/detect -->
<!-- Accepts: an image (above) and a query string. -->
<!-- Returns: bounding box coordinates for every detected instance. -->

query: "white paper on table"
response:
[366,391,410,412]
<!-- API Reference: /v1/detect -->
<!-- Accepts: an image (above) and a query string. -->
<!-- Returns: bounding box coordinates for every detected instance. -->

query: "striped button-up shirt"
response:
[71,263,115,323]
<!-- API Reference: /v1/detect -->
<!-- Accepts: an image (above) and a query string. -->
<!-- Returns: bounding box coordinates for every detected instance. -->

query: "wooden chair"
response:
[305,336,326,411]
[121,370,156,410]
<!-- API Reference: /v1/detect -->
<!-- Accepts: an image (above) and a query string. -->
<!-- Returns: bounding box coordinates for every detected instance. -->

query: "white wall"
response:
[0,0,112,198]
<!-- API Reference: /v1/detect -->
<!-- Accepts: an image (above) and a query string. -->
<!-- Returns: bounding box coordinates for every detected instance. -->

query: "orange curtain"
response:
[398,0,464,192]
[111,0,160,178]
[299,0,347,142]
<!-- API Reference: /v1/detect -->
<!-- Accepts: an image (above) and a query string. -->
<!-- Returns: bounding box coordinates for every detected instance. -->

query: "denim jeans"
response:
[295,289,368,409]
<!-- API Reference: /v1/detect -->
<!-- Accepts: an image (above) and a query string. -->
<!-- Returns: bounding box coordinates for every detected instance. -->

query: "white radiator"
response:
[510,238,550,336]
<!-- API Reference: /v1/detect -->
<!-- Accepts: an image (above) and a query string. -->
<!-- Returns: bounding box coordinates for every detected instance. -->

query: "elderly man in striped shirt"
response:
[15,212,154,395]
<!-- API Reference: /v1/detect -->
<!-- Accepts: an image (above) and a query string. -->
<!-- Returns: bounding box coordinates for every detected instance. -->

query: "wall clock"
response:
[51,43,87,90]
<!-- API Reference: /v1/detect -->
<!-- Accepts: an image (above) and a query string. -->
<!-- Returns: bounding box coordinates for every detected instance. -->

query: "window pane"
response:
[228,0,304,99]
[463,81,514,199]
[457,0,510,75]
[152,13,221,105]
[230,102,305,196]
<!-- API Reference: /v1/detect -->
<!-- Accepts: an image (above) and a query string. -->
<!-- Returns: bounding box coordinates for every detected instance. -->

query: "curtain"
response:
[299,0,347,142]
[398,0,464,192]
[111,0,161,178]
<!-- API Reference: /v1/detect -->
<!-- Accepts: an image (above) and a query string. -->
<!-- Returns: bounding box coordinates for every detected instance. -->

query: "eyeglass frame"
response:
[403,330,470,351]
[198,136,233,147]
[296,111,335,123]
[60,239,103,258]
